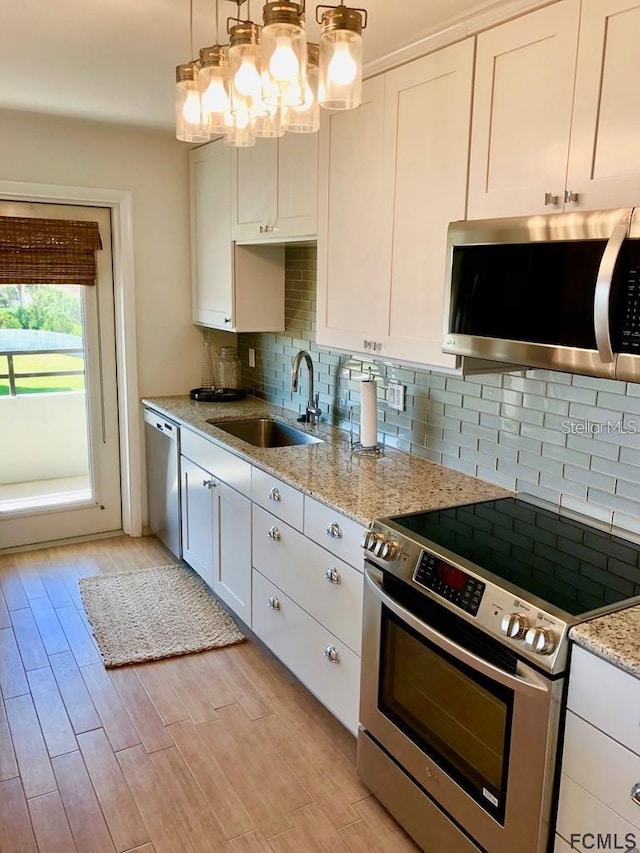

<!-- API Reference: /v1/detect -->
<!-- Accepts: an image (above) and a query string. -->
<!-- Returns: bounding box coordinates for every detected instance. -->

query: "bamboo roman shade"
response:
[0,216,103,285]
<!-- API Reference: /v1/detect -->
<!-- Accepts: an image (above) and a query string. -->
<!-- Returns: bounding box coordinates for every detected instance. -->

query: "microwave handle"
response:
[364,568,548,698]
[594,222,628,363]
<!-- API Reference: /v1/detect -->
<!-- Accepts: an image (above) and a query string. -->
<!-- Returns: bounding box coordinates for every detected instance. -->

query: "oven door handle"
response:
[365,568,549,697]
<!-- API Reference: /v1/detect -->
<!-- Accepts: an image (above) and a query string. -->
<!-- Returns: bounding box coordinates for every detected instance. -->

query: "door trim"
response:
[0,179,142,537]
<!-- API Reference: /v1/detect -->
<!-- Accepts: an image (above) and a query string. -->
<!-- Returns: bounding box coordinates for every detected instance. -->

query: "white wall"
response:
[0,109,202,397]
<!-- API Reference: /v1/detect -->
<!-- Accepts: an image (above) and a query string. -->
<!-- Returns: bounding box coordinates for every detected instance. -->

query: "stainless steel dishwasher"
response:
[143,408,181,557]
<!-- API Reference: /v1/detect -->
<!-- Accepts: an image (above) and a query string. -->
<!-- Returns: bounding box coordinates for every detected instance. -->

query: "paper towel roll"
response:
[360,377,378,448]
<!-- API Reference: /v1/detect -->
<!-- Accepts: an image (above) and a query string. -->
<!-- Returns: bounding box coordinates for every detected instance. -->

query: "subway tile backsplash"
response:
[238,246,640,540]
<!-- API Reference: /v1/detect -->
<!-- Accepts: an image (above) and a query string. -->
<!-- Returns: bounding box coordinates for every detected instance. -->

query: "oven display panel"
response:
[413,551,485,615]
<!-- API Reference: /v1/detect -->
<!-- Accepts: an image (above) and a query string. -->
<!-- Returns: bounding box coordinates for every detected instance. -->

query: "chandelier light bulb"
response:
[327,42,357,85]
[234,56,262,97]
[182,89,202,124]
[202,77,228,114]
[269,36,300,81]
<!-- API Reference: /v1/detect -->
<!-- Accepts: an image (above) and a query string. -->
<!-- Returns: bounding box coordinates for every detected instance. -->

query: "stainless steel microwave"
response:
[442,208,640,382]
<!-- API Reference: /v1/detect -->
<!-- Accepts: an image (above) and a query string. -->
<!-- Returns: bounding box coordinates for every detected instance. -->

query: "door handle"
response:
[594,218,629,363]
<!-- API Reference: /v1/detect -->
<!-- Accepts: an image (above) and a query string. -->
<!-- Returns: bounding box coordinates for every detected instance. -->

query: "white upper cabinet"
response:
[566,0,640,210]
[232,132,318,242]
[189,139,285,333]
[383,39,474,368]
[190,140,233,329]
[468,0,581,218]
[317,41,474,370]
[316,75,391,356]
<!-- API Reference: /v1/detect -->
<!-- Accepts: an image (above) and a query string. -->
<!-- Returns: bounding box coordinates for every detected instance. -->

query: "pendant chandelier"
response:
[175,0,368,145]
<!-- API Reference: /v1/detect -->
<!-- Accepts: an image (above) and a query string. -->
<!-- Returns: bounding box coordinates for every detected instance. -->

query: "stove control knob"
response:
[379,540,399,562]
[501,613,529,640]
[524,627,556,655]
[362,531,383,552]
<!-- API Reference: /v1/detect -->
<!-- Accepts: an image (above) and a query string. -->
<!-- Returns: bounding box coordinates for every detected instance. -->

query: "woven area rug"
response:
[79,564,245,667]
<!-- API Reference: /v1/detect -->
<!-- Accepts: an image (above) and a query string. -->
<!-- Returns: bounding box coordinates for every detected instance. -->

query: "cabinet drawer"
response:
[568,646,640,753]
[251,468,304,531]
[556,772,640,852]
[562,710,640,832]
[304,496,365,570]
[252,570,360,734]
[252,506,363,654]
[181,429,251,497]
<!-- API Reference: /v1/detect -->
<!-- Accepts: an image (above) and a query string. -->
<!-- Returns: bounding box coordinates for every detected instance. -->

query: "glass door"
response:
[0,202,121,548]
[379,607,513,822]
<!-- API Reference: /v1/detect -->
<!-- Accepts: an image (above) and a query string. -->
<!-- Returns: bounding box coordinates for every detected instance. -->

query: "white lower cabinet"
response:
[180,455,215,588]
[555,646,640,852]
[252,569,361,734]
[180,429,253,626]
[252,505,363,655]
[215,480,252,626]
[177,429,365,733]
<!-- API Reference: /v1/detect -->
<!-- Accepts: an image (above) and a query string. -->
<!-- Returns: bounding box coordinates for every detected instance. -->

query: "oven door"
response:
[360,566,563,853]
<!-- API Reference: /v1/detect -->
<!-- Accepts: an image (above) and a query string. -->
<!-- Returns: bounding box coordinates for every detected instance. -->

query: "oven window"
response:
[379,608,512,822]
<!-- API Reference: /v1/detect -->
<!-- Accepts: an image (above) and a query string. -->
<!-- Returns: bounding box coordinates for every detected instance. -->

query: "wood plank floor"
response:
[0,535,419,853]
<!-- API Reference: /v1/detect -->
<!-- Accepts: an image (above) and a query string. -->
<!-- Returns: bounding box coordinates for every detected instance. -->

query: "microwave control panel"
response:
[619,265,640,352]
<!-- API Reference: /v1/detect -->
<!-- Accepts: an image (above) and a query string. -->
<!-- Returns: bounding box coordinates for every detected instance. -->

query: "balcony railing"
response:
[0,347,84,396]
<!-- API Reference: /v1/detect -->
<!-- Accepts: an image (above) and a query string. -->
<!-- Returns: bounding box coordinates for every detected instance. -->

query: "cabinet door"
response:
[214,479,252,626]
[275,132,318,239]
[383,39,474,369]
[566,0,640,210]
[232,140,278,241]
[468,0,580,218]
[190,140,234,329]
[180,455,214,587]
[316,75,391,355]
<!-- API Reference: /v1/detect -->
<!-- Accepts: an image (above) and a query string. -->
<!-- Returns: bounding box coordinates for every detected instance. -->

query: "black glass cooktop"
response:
[391,497,640,617]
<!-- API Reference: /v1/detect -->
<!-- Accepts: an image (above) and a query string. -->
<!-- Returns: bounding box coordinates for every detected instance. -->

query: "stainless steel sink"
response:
[207,418,324,448]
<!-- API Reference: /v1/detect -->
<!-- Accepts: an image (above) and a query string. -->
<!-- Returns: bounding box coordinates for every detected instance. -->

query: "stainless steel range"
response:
[358,497,640,853]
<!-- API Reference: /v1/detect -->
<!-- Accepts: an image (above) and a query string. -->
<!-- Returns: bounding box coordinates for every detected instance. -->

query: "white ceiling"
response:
[0,0,500,131]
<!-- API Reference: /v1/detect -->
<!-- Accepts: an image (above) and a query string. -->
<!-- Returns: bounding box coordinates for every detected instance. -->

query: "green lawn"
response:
[0,353,85,395]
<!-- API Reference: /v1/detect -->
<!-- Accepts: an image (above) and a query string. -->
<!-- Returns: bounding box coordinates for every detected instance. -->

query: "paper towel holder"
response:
[347,408,385,456]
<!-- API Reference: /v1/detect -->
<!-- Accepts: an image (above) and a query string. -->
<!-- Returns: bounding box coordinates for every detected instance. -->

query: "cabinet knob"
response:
[268,487,281,502]
[202,479,216,489]
[267,595,281,610]
[323,644,340,663]
[544,192,559,206]
[267,526,281,541]
[224,317,231,324]
[631,783,640,807]
[326,521,342,539]
[565,189,580,204]
[324,567,341,585]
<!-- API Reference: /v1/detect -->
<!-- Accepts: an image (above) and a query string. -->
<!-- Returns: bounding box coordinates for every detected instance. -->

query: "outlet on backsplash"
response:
[387,382,406,412]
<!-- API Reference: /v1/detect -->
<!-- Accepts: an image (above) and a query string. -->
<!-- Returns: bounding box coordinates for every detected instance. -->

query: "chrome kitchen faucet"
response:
[291,350,322,425]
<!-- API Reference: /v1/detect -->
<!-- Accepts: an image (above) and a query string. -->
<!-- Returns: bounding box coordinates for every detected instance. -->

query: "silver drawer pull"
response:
[323,644,340,663]
[202,479,216,489]
[267,595,281,610]
[326,521,342,539]
[631,783,640,806]
[267,526,281,541]
[324,567,341,584]
[268,487,281,502]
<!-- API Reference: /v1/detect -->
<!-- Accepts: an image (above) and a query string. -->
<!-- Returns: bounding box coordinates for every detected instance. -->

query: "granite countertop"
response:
[570,607,640,679]
[142,394,510,527]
